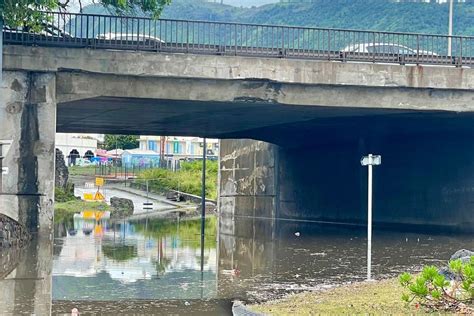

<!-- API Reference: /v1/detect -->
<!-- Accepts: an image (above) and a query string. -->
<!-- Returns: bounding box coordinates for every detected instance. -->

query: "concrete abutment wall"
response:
[219,136,474,233]
[0,71,56,235]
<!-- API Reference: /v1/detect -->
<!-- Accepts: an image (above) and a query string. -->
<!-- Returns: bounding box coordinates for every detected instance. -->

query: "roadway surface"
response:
[74,184,189,215]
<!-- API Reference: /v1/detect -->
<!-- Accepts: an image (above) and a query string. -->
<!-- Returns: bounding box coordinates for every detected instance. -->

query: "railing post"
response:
[186,21,189,53]
[416,34,420,65]
[86,15,90,47]
[372,32,376,63]
[327,30,331,60]
[281,27,285,57]
[458,37,463,68]
[234,24,237,56]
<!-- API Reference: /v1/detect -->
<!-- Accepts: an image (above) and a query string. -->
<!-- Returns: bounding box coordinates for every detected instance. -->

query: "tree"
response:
[103,134,139,151]
[0,0,171,28]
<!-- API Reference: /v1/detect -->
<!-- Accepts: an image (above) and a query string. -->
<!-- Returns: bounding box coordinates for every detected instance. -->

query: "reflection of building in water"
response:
[52,218,217,300]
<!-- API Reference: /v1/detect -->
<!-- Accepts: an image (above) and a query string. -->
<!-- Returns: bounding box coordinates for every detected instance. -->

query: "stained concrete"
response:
[0,72,56,235]
[5,45,474,90]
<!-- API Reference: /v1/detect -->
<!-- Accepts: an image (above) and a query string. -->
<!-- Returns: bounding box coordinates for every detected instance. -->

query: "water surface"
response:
[1,214,472,315]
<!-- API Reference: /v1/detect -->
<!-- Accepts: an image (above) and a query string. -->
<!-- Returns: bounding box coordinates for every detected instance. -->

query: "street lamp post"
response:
[360,154,382,281]
[448,0,454,56]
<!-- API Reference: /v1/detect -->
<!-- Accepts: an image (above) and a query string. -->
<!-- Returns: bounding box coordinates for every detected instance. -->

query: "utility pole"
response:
[448,0,454,56]
[361,154,381,281]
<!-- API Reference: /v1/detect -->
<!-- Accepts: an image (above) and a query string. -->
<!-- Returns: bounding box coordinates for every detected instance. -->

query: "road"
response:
[74,185,183,215]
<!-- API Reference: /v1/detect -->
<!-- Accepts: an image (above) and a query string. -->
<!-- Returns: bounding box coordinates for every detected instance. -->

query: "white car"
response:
[97,33,164,44]
[342,43,438,56]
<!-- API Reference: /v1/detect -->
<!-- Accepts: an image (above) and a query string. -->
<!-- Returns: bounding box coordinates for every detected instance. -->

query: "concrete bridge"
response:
[2,15,474,234]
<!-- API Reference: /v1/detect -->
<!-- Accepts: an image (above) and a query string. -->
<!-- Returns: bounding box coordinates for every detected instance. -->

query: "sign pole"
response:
[361,153,381,281]
[367,155,373,281]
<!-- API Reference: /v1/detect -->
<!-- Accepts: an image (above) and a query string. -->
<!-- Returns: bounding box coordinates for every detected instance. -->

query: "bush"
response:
[399,256,474,313]
[54,183,76,202]
[137,160,218,200]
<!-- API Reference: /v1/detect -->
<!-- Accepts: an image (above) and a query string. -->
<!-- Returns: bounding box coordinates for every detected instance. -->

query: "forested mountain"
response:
[83,0,474,35]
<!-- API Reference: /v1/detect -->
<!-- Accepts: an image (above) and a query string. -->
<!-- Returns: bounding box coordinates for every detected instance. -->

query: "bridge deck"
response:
[3,11,474,67]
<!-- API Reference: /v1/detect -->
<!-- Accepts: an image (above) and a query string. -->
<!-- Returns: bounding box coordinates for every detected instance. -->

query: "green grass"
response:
[68,165,97,176]
[137,160,218,200]
[54,200,110,224]
[250,278,418,315]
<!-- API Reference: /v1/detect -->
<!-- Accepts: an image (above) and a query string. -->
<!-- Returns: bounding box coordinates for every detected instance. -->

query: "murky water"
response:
[0,213,473,315]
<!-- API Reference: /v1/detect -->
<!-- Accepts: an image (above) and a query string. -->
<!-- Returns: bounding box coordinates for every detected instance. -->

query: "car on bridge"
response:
[3,23,72,39]
[341,43,437,56]
[96,33,164,46]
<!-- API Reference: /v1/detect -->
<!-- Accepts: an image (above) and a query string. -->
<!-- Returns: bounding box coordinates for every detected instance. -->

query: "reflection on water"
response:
[53,216,217,302]
[0,212,473,314]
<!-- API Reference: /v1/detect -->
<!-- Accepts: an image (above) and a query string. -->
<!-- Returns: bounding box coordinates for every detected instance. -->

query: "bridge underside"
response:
[58,96,474,146]
[3,45,474,234]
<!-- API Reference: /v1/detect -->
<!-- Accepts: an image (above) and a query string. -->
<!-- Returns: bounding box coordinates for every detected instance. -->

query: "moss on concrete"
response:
[250,278,419,315]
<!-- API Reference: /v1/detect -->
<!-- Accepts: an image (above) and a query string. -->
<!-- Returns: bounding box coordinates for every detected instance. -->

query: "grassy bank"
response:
[68,165,96,176]
[250,278,415,315]
[138,161,218,200]
[54,200,110,223]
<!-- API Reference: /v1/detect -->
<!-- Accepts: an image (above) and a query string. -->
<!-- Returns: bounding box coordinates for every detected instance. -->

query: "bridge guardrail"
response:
[2,11,474,67]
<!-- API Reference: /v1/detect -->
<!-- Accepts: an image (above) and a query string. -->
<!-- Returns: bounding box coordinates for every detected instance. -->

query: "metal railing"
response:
[3,11,474,66]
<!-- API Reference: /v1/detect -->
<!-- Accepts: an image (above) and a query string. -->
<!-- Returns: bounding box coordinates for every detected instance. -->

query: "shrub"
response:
[137,160,218,200]
[54,183,76,202]
[399,256,474,313]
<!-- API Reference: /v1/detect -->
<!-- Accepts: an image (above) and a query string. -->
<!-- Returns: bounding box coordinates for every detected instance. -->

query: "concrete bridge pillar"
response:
[0,71,56,235]
[219,139,278,239]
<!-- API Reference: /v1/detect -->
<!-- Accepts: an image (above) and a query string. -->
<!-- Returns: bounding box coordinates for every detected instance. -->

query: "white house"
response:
[55,133,99,165]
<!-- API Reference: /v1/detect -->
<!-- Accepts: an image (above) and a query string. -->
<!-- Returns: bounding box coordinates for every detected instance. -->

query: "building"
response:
[55,133,99,166]
[139,136,219,162]
[121,149,161,168]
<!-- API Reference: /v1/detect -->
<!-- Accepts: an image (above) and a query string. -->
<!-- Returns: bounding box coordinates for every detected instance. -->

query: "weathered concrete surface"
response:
[56,72,474,112]
[219,139,277,240]
[5,45,474,91]
[0,213,31,248]
[0,71,56,235]
[3,46,474,138]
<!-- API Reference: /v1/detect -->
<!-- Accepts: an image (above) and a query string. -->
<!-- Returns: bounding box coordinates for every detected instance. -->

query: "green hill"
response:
[82,0,474,36]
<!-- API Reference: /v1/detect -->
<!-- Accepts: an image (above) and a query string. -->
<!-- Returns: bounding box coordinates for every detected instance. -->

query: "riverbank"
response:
[249,278,414,315]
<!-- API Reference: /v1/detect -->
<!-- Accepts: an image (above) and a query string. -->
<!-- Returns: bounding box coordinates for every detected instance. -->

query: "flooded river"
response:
[0,213,473,315]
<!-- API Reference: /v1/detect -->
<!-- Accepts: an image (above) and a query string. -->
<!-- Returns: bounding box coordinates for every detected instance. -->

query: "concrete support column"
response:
[0,71,56,235]
[219,139,278,239]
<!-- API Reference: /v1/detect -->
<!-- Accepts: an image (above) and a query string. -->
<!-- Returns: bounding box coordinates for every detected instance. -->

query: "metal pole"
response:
[1,18,3,84]
[115,137,118,178]
[448,0,454,56]
[200,138,207,272]
[367,154,373,281]
[146,179,149,203]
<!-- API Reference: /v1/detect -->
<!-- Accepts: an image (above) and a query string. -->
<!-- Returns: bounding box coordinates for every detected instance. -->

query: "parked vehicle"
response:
[96,33,164,45]
[3,23,71,39]
[341,43,437,56]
